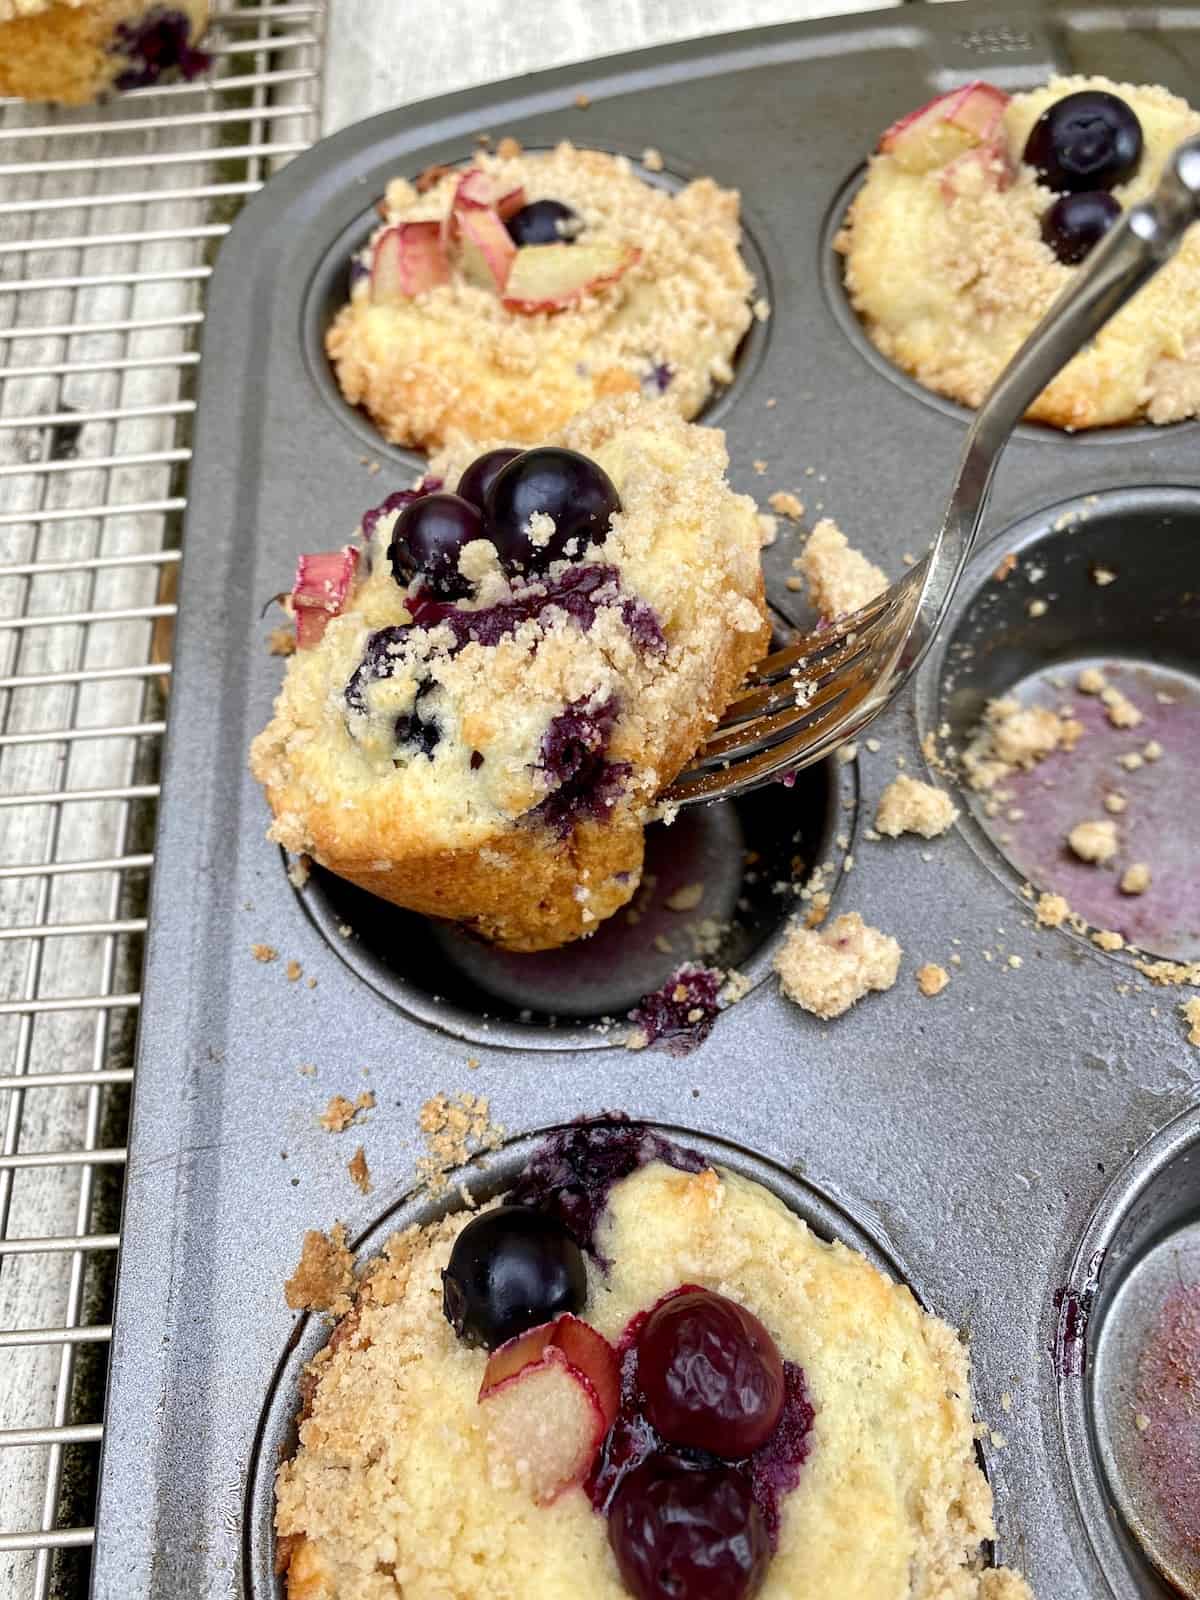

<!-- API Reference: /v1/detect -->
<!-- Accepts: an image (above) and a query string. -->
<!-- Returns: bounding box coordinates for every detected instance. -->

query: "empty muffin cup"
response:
[927,487,1200,961]
[289,754,850,1049]
[1059,1105,1200,1597]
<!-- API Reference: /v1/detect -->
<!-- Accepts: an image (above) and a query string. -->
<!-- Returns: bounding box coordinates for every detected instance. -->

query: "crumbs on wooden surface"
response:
[284,1222,355,1315]
[418,1091,504,1195]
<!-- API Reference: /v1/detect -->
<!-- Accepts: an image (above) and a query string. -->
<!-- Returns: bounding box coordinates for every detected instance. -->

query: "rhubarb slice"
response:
[456,205,518,292]
[370,221,449,304]
[455,168,525,220]
[478,1314,620,1502]
[502,242,639,313]
[879,81,1011,175]
[291,545,360,649]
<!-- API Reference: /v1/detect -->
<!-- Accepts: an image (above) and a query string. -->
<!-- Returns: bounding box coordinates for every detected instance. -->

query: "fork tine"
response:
[743,588,899,684]
[717,626,875,728]
[666,666,883,805]
[666,616,905,800]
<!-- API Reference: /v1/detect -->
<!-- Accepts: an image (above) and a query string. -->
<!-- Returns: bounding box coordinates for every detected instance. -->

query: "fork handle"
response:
[917,133,1200,661]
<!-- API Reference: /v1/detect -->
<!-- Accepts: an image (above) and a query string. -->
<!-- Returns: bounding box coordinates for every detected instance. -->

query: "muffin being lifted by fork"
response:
[250,399,769,952]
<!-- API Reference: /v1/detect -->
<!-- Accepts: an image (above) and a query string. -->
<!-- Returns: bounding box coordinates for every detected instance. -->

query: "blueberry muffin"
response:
[838,76,1200,428]
[249,399,769,952]
[275,1120,1033,1600]
[326,140,757,452]
[0,0,209,102]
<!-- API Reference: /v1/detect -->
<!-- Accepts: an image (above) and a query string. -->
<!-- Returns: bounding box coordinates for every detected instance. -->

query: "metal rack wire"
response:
[0,7,326,1593]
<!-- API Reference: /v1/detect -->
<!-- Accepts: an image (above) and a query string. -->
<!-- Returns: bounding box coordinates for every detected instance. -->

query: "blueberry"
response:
[505,199,581,246]
[1041,190,1121,264]
[636,1289,785,1458]
[456,448,522,512]
[388,492,483,599]
[608,1455,770,1600]
[1023,91,1143,193]
[441,1206,587,1350]
[485,447,621,574]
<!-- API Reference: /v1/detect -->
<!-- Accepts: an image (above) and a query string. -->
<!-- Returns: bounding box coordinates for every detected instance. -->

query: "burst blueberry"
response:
[636,1288,785,1458]
[608,1455,770,1600]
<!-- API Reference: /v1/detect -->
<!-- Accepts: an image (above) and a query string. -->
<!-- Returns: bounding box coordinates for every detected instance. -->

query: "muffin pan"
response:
[92,3,1200,1597]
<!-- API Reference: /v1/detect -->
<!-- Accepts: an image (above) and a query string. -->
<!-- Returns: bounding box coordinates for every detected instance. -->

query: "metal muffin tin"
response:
[92,3,1200,1596]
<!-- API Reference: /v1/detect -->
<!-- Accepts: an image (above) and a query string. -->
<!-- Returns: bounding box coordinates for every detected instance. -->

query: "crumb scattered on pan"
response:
[1104,792,1127,815]
[1136,958,1200,987]
[874,775,958,839]
[1067,819,1118,865]
[319,1091,375,1134]
[1028,599,1047,618]
[418,1092,504,1195]
[574,92,591,109]
[298,1062,316,1078]
[753,297,770,322]
[753,459,767,475]
[1034,891,1071,929]
[1092,565,1117,586]
[665,882,704,913]
[775,911,901,1020]
[641,146,664,171]
[1076,667,1106,694]
[1143,739,1163,762]
[284,1222,355,1315]
[268,626,296,656]
[797,519,887,618]
[1092,929,1125,952]
[1120,863,1151,896]
[757,513,778,547]
[251,943,278,963]
[348,1146,372,1195]
[993,552,1017,581]
[962,699,1083,791]
[768,491,804,520]
[287,855,311,890]
[1119,750,1144,772]
[1100,685,1142,729]
[286,959,303,982]
[916,962,950,997]
[495,135,522,159]
[1183,998,1200,1045]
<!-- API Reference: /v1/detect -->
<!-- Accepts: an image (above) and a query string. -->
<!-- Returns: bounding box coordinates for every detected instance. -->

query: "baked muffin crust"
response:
[250,399,768,951]
[327,142,756,452]
[838,76,1200,429]
[275,1158,1032,1600]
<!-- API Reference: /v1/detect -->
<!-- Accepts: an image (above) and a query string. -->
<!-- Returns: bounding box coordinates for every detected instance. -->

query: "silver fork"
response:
[665,133,1200,807]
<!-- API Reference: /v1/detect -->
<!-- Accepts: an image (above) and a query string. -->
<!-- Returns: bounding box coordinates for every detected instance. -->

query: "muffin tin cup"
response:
[93,5,1200,1597]
[243,1120,921,1598]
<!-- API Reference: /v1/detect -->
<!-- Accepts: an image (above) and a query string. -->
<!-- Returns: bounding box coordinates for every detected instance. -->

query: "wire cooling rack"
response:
[0,7,326,1594]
